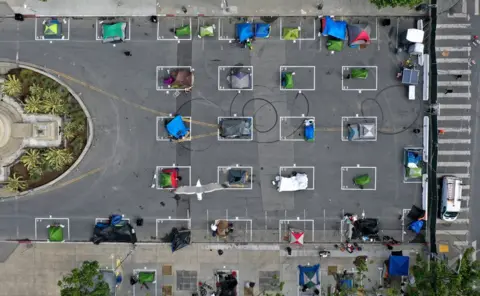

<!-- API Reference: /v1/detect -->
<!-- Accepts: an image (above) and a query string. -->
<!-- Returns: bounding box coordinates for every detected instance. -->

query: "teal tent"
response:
[102,22,127,43]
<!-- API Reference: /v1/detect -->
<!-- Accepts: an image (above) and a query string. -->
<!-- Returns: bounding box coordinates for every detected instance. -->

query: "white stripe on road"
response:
[436,23,471,28]
[437,93,471,98]
[436,46,471,52]
[438,69,471,75]
[438,81,471,86]
[438,150,471,155]
[460,207,469,212]
[453,241,470,246]
[437,161,470,167]
[437,173,470,179]
[436,35,471,40]
[438,127,471,133]
[477,0,479,15]
[438,116,471,121]
[462,196,470,201]
[436,229,469,234]
[438,139,470,144]
[437,58,470,64]
[439,103,471,109]
[463,185,470,190]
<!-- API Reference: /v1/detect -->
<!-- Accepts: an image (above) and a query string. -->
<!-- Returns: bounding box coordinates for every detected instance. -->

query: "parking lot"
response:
[0,16,425,244]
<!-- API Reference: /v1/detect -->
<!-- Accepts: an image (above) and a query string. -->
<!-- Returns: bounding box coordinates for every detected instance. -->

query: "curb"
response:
[0,60,94,201]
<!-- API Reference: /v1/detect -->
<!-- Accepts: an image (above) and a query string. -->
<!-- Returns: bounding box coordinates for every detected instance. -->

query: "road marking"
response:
[437,116,471,121]
[435,46,471,52]
[460,207,469,212]
[437,58,470,64]
[438,81,471,86]
[438,127,471,133]
[438,69,471,75]
[463,185,471,190]
[438,150,471,155]
[438,139,471,144]
[436,35,471,40]
[436,23,471,29]
[453,241,470,246]
[436,229,469,234]
[437,93,471,98]
[439,103,471,109]
[39,167,105,194]
[437,161,470,167]
[462,195,470,201]
[436,173,470,179]
[477,0,479,15]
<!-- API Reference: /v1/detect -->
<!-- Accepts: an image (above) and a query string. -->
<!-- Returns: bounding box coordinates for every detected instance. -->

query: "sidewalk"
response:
[0,242,423,296]
[6,0,426,17]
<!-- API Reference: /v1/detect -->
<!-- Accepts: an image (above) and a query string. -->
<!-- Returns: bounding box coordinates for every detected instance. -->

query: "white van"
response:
[440,176,462,221]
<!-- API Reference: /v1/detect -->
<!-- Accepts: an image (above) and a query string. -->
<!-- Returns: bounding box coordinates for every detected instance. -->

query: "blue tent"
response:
[298,264,320,289]
[388,256,410,276]
[409,220,424,234]
[255,23,270,38]
[166,115,189,139]
[236,23,254,42]
[321,16,347,40]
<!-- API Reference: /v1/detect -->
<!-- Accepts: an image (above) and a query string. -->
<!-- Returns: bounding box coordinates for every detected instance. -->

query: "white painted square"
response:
[341,116,378,141]
[95,217,130,224]
[217,165,253,190]
[133,269,157,296]
[280,116,315,141]
[279,166,315,190]
[217,116,253,141]
[156,218,192,238]
[279,219,315,242]
[211,217,253,241]
[279,66,316,91]
[218,66,253,91]
[217,18,236,41]
[279,17,316,41]
[156,66,193,92]
[341,166,377,190]
[341,66,378,92]
[35,217,70,242]
[95,17,131,41]
[156,116,192,142]
[154,165,192,190]
[35,17,70,41]
[157,17,192,41]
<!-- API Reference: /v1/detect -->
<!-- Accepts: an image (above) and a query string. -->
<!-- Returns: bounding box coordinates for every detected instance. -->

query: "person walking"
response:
[456,75,463,80]
[124,51,132,57]
[444,88,453,94]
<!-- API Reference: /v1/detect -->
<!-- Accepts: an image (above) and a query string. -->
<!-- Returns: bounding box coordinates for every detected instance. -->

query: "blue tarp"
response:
[298,264,320,288]
[407,151,422,166]
[166,115,189,139]
[305,125,314,141]
[388,256,410,276]
[409,220,424,234]
[321,16,347,40]
[255,23,270,38]
[340,279,353,289]
[236,23,254,42]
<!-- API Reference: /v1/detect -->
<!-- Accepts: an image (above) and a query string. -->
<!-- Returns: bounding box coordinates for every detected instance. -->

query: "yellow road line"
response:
[47,69,218,129]
[39,167,105,194]
[174,131,218,142]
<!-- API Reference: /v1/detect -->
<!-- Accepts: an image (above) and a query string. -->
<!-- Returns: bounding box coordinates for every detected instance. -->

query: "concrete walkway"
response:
[0,242,423,296]
[6,0,426,17]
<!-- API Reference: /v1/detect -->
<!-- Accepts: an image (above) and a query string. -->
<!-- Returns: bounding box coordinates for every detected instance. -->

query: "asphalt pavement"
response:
[0,16,423,244]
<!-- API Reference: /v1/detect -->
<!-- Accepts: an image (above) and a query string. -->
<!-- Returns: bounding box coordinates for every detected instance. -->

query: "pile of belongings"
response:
[407,150,422,178]
[170,227,191,252]
[351,218,379,240]
[92,214,137,244]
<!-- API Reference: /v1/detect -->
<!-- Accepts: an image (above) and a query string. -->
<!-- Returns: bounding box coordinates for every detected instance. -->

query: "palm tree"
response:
[28,166,44,182]
[42,89,66,115]
[2,74,22,97]
[43,148,74,171]
[63,121,78,140]
[24,95,44,114]
[20,149,43,170]
[29,83,44,97]
[6,173,28,192]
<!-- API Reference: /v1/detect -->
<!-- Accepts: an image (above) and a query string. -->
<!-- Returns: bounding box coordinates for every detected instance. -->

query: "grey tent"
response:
[219,118,252,139]
[227,71,252,89]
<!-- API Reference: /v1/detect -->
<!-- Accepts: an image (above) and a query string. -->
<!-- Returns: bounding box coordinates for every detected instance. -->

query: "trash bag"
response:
[353,174,371,186]
[171,228,191,252]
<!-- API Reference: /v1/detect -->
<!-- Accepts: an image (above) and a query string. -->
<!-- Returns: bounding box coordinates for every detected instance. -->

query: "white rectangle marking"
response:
[437,161,470,167]
[463,185,470,190]
[437,116,471,121]
[476,0,479,15]
[217,166,253,190]
[279,166,315,190]
[279,66,316,91]
[438,127,470,133]
[437,173,470,179]
[341,66,378,91]
[438,81,471,87]
[462,196,470,201]
[436,47,471,52]
[438,69,472,75]
[436,58,470,64]
[438,219,469,225]
[218,66,253,91]
[438,139,471,144]
[436,35,471,40]
[438,150,471,155]
[439,103,471,109]
[437,93,471,98]
[453,241,470,246]
[436,230,469,234]
[436,23,471,29]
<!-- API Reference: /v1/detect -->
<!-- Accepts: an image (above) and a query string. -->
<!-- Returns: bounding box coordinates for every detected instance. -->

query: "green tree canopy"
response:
[408,248,480,296]
[369,0,421,9]
[58,260,110,296]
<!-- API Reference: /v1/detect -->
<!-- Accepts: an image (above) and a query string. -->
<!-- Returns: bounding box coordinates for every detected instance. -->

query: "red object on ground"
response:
[162,168,179,188]
[438,129,445,135]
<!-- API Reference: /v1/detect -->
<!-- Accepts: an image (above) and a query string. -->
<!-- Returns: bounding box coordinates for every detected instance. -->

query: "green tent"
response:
[48,226,64,242]
[326,39,344,52]
[199,25,214,37]
[138,272,155,284]
[351,68,368,79]
[44,23,58,35]
[159,173,172,188]
[282,27,299,40]
[407,167,422,178]
[353,174,371,187]
[102,22,126,43]
[282,72,294,89]
[175,25,191,37]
